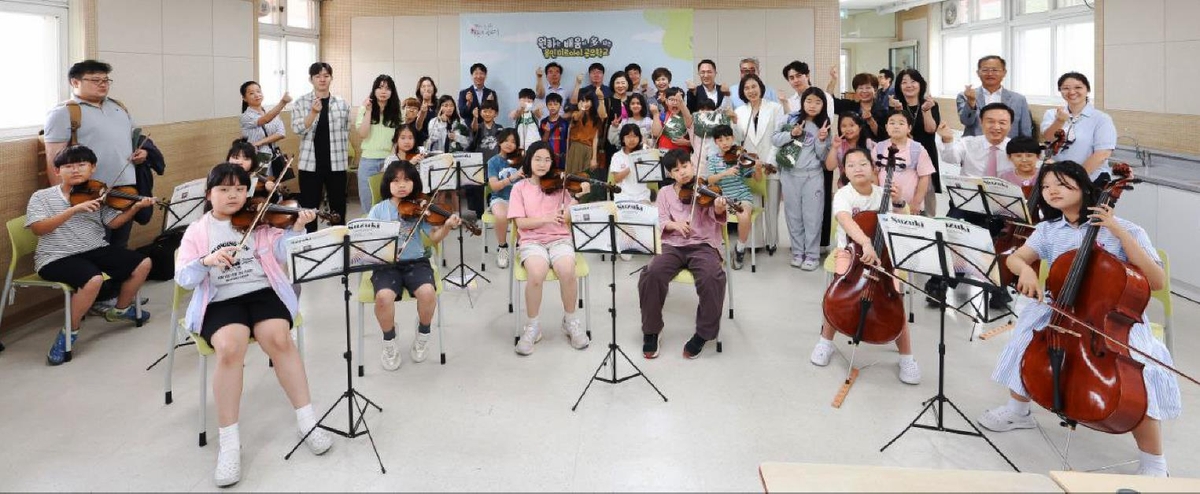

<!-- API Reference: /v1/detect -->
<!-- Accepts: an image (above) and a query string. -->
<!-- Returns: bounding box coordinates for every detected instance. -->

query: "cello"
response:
[1018,163,1149,434]
[822,145,906,345]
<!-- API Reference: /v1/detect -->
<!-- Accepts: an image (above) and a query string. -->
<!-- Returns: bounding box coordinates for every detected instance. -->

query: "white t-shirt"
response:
[609,149,651,203]
[831,183,885,248]
[207,218,270,302]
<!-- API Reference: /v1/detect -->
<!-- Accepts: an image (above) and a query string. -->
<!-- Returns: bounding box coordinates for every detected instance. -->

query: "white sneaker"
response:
[496,248,511,269]
[299,426,333,455]
[515,322,542,356]
[790,255,805,268]
[977,405,1036,432]
[410,332,430,363]
[562,316,589,349]
[1135,464,1169,477]
[898,358,921,384]
[800,258,819,271]
[810,341,833,366]
[213,447,241,487]
[619,253,633,261]
[380,338,402,371]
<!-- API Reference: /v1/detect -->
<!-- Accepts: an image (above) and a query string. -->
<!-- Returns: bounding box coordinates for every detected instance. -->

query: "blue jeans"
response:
[357,158,386,215]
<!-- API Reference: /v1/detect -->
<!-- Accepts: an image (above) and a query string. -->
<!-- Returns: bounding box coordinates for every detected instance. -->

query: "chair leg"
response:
[583,276,591,339]
[507,252,515,313]
[1165,313,1174,354]
[750,217,757,273]
[356,302,365,378]
[62,288,73,361]
[513,280,522,345]
[134,289,143,327]
[163,308,180,405]
[198,354,208,447]
[296,313,305,361]
[436,293,446,365]
[480,223,488,272]
[0,273,14,330]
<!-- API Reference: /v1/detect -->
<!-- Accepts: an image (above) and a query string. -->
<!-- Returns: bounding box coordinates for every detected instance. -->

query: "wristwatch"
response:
[892,200,907,209]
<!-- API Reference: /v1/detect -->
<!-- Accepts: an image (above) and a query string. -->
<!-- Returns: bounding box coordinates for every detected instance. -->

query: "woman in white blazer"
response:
[732,74,785,253]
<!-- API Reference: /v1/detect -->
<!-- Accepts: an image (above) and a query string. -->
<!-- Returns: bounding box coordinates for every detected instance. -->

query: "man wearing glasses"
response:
[956,55,1034,138]
[729,57,778,109]
[43,59,146,249]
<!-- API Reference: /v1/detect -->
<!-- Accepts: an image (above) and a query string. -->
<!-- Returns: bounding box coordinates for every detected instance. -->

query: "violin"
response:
[397,193,482,236]
[230,198,341,231]
[252,173,291,200]
[678,181,744,214]
[724,145,777,175]
[822,145,906,345]
[505,149,524,168]
[994,130,1069,288]
[538,168,621,195]
[1019,162,1151,434]
[402,149,422,162]
[69,179,170,211]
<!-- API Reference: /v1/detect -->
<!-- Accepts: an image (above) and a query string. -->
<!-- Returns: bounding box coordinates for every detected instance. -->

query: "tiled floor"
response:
[0,215,1196,491]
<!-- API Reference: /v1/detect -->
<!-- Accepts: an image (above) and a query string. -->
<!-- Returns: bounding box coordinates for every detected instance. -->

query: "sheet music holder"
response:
[942,175,1029,222]
[569,204,667,411]
[875,213,1017,472]
[422,152,486,191]
[630,149,664,183]
[161,178,206,232]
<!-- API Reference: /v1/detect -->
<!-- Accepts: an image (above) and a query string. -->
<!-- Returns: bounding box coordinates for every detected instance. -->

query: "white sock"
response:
[527,316,539,326]
[817,336,833,347]
[736,241,745,253]
[1007,397,1031,416]
[1139,451,1167,474]
[899,354,915,365]
[295,404,317,433]
[218,423,240,453]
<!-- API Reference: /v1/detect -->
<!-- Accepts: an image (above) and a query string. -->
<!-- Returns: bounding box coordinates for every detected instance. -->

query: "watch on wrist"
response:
[892,200,906,209]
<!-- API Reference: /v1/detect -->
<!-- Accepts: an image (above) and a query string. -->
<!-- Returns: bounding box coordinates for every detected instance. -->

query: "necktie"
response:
[986,145,999,177]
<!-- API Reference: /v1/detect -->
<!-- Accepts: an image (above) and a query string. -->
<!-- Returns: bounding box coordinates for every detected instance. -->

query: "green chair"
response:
[506,220,591,343]
[1149,248,1173,352]
[480,185,497,271]
[2,215,143,364]
[368,170,445,264]
[355,248,446,376]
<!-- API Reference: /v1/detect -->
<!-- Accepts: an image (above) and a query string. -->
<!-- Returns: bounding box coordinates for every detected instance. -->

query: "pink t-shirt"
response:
[507,179,573,245]
[874,139,934,209]
[658,183,727,251]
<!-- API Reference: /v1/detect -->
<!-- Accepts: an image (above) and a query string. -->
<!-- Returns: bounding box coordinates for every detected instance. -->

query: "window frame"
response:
[0,0,69,139]
[257,0,320,104]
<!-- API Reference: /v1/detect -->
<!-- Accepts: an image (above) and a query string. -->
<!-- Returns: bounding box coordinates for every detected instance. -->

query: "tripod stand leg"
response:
[879,397,937,453]
[572,348,615,411]
[613,344,668,402]
[943,397,1020,471]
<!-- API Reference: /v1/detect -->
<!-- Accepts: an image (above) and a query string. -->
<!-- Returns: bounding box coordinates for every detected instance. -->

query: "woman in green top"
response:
[355,74,402,216]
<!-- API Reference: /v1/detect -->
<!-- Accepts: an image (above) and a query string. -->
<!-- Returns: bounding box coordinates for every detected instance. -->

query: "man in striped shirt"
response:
[25,145,154,365]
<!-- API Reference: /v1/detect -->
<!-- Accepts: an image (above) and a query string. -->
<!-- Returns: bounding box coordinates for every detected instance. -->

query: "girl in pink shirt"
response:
[873,111,934,215]
[506,141,592,356]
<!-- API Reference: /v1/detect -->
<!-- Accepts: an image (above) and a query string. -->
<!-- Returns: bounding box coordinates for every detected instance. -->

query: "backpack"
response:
[136,228,185,281]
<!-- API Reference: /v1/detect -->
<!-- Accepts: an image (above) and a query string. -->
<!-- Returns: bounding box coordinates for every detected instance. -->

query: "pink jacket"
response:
[175,213,300,334]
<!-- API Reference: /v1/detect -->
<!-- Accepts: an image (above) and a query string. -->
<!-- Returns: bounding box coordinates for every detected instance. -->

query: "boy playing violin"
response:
[26,145,154,365]
[368,160,461,370]
[706,124,758,269]
[638,148,728,359]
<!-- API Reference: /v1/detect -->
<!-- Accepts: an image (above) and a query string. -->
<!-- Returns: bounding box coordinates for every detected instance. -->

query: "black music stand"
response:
[943,176,1028,316]
[283,232,389,473]
[427,154,489,293]
[876,215,1018,472]
[570,211,667,411]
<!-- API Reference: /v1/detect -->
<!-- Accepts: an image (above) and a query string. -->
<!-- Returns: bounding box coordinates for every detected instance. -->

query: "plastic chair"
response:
[1,215,143,363]
[355,255,446,376]
[726,204,764,272]
[1149,248,1173,352]
[506,221,591,343]
[480,185,496,271]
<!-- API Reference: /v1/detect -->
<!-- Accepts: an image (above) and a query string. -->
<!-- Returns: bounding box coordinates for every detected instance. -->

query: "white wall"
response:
[1103,0,1200,115]
[96,0,254,125]
[350,9,816,106]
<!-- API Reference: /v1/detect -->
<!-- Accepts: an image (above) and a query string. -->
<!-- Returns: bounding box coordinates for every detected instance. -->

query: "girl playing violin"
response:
[810,148,920,384]
[706,124,757,270]
[638,148,728,359]
[506,141,591,356]
[977,161,1179,477]
[368,160,460,370]
[225,138,277,199]
[175,162,331,487]
[486,129,524,269]
[385,123,425,168]
[426,94,471,153]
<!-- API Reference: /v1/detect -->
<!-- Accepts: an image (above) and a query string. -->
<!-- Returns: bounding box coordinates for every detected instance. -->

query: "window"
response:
[839,49,849,95]
[258,0,318,103]
[936,0,1094,103]
[0,1,68,135]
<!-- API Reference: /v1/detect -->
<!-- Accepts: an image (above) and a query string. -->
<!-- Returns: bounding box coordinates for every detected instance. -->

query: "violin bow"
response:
[395,156,458,256]
[686,134,707,228]
[95,133,153,203]
[233,156,293,251]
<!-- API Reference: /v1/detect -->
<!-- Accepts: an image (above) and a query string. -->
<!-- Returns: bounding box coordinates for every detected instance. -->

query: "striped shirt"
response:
[289,92,351,172]
[990,216,1181,420]
[25,186,121,272]
[706,152,755,202]
[240,108,286,155]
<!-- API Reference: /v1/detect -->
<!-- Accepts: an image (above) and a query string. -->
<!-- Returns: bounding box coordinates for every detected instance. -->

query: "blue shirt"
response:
[367,200,433,261]
[487,154,521,201]
[1040,103,1117,180]
[730,85,779,109]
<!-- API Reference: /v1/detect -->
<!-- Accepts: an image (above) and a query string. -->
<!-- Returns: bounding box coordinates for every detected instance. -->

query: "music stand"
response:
[630,149,664,184]
[426,153,490,292]
[943,176,1026,325]
[161,178,206,233]
[283,228,391,473]
[875,214,1018,472]
[569,206,668,411]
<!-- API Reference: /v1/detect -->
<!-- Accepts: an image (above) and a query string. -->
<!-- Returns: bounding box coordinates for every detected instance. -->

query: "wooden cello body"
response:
[822,146,905,346]
[1019,164,1150,434]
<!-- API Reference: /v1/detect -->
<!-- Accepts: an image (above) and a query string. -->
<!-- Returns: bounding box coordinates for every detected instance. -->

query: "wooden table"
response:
[1050,470,1200,493]
[758,462,1061,492]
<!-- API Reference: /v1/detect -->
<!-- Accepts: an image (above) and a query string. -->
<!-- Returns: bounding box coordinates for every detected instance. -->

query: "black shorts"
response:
[200,288,292,343]
[371,260,435,299]
[38,245,146,290]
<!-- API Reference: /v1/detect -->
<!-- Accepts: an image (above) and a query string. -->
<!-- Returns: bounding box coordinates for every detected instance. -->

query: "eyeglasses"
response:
[81,78,114,85]
[978,68,1004,74]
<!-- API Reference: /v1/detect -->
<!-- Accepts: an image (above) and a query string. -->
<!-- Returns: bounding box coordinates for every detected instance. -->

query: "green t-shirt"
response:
[356,106,398,159]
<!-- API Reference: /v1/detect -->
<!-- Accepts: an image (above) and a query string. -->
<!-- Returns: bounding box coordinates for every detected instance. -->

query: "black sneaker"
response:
[988,289,1012,310]
[683,334,705,359]
[643,333,660,359]
[732,250,745,270]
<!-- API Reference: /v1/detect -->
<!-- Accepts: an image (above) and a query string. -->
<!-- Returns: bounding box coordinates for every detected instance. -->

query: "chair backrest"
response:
[368,172,384,209]
[6,215,37,272]
[1152,247,1172,317]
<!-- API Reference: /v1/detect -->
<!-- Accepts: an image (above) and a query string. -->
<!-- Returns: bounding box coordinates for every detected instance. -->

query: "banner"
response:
[459,9,694,125]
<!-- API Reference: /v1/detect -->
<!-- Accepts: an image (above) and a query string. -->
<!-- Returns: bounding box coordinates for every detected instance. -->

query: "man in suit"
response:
[687,59,731,113]
[956,55,1034,138]
[459,62,497,128]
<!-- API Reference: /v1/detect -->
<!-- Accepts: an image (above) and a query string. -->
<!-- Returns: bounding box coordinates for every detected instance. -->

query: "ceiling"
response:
[839,0,904,9]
